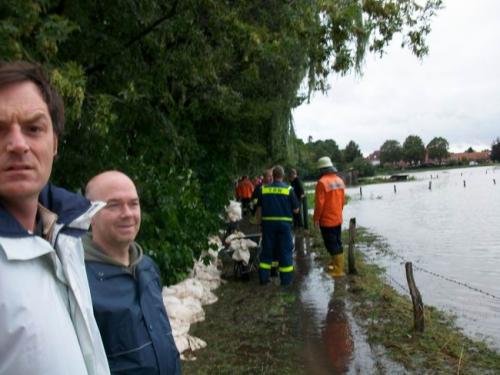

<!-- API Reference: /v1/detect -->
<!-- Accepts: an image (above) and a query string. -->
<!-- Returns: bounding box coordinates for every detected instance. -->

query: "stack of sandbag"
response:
[162,200,247,359]
[162,244,223,358]
[162,278,209,356]
[225,200,242,222]
[225,231,258,266]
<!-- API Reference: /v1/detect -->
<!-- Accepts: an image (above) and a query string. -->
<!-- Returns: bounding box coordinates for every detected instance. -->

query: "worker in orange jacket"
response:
[236,176,254,215]
[313,156,346,277]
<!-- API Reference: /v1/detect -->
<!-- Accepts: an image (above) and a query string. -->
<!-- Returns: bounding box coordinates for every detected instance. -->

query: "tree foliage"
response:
[491,138,500,162]
[343,140,363,163]
[380,139,403,165]
[427,136,449,164]
[0,0,442,283]
[403,135,425,164]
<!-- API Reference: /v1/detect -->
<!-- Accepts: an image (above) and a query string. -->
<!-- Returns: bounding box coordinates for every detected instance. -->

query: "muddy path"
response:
[294,235,403,374]
[182,221,402,374]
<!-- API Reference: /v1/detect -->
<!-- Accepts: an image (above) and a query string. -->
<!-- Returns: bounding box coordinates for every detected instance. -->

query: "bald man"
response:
[83,171,180,374]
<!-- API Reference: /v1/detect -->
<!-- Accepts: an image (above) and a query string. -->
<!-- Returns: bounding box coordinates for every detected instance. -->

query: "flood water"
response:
[342,166,500,350]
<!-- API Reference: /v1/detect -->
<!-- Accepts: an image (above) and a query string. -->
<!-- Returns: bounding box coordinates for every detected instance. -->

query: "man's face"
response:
[0,81,57,203]
[91,175,141,249]
[264,170,273,184]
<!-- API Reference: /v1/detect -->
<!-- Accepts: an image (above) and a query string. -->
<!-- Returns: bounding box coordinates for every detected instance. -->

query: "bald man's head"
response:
[86,171,141,252]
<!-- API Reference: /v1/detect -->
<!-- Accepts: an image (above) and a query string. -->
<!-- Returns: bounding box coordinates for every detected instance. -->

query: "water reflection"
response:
[294,232,403,374]
[322,279,353,374]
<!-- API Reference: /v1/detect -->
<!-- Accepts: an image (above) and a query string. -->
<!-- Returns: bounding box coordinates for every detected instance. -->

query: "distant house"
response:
[448,150,491,163]
[366,150,381,166]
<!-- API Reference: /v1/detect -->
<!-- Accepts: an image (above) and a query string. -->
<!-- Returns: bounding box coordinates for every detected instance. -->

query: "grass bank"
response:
[319,227,500,374]
[182,219,305,374]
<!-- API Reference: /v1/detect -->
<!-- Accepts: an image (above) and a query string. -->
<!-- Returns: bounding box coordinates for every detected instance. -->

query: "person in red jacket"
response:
[236,176,254,215]
[313,156,346,277]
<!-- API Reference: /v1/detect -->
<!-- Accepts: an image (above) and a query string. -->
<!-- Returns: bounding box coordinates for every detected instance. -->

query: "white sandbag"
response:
[170,318,190,338]
[231,246,250,265]
[225,200,242,222]
[163,294,205,324]
[164,278,205,300]
[207,235,223,251]
[174,334,207,355]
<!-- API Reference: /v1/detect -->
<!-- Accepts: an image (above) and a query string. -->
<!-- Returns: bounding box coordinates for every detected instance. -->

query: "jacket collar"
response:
[0,183,92,237]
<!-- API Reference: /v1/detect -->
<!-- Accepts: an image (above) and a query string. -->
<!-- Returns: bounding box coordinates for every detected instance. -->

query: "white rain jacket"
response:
[0,184,109,375]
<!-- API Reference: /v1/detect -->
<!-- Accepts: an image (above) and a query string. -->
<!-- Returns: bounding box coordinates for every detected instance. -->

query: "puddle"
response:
[294,234,406,374]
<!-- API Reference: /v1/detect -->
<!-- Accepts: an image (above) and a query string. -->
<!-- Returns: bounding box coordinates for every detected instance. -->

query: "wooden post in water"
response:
[347,218,357,275]
[405,262,424,332]
[394,184,397,193]
[359,186,363,198]
[428,181,432,190]
[463,180,466,188]
[494,179,496,185]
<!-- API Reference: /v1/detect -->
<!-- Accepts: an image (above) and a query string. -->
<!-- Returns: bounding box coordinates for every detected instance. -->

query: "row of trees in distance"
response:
[289,135,500,181]
[380,135,449,165]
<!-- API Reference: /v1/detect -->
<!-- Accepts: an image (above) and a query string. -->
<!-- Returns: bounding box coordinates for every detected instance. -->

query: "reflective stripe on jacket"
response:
[313,173,345,227]
[258,182,299,222]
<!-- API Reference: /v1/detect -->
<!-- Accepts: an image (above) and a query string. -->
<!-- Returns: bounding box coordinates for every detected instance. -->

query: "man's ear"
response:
[53,136,58,157]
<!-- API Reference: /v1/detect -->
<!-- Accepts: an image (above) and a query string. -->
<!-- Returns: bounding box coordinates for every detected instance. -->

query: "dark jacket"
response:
[83,235,181,375]
[256,181,300,223]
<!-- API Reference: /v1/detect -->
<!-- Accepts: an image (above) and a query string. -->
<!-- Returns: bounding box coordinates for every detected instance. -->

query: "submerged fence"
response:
[346,216,500,333]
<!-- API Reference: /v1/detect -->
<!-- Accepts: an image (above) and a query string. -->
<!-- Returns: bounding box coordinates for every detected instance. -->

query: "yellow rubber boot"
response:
[327,253,345,278]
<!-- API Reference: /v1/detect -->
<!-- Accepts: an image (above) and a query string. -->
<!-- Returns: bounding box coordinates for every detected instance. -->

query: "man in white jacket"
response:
[0,61,109,375]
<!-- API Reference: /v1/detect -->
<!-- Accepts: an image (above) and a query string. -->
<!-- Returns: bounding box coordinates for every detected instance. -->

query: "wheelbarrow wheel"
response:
[234,261,250,281]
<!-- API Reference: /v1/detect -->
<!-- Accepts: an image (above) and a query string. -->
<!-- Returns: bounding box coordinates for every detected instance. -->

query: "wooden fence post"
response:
[347,218,357,275]
[405,262,424,332]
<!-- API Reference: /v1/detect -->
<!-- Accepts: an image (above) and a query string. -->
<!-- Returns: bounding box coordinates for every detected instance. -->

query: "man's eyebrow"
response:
[22,112,50,123]
[105,198,140,204]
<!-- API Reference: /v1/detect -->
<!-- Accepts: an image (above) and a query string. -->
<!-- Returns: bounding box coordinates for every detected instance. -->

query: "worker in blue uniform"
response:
[255,165,300,286]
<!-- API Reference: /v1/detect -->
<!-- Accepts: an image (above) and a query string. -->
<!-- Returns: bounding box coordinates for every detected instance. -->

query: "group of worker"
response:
[244,157,346,287]
[0,59,346,374]
[0,61,180,374]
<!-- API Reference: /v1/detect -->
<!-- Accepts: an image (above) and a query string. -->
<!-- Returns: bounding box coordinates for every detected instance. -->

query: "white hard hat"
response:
[317,156,337,172]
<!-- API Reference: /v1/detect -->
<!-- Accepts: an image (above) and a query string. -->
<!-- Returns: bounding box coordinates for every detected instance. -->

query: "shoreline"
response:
[330,226,500,373]
[182,218,500,373]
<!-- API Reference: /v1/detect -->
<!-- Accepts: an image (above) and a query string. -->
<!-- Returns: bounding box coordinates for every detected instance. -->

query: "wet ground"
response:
[233,215,402,373]
[184,218,500,374]
[293,235,405,374]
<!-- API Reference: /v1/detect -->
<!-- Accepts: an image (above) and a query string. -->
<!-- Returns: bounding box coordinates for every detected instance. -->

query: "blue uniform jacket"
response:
[256,181,300,222]
[86,256,181,375]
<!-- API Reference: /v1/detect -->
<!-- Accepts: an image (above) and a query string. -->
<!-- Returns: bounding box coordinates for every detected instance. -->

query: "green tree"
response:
[350,157,374,177]
[491,138,500,162]
[403,135,425,165]
[343,140,363,163]
[0,0,443,282]
[427,136,449,164]
[309,139,343,170]
[466,147,476,153]
[379,139,403,165]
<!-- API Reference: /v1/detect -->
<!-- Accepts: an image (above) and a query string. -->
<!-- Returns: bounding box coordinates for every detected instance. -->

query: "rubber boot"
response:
[327,253,345,278]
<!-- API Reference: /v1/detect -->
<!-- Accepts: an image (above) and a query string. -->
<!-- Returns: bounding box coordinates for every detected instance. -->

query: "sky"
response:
[292,0,500,156]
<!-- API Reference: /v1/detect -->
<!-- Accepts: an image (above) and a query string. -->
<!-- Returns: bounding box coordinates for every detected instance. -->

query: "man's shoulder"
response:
[39,183,91,225]
[138,254,161,274]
